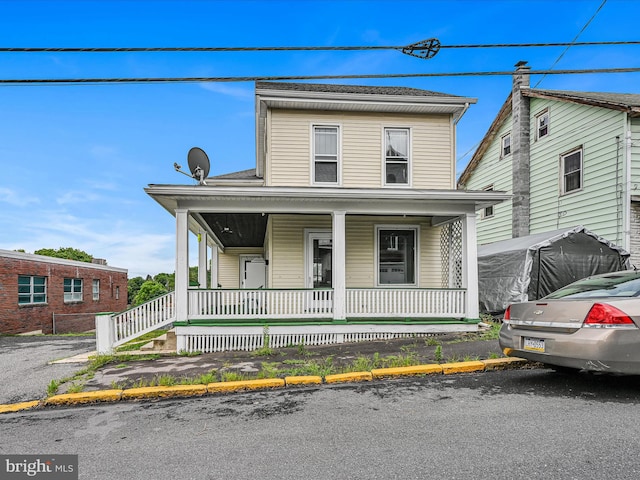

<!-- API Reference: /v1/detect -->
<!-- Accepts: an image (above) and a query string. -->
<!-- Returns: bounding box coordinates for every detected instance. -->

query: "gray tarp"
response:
[477,226,630,313]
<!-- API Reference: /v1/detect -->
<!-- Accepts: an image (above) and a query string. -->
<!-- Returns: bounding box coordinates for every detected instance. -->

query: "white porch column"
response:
[198,230,208,288]
[175,208,190,322]
[332,210,346,321]
[210,246,219,288]
[462,212,480,319]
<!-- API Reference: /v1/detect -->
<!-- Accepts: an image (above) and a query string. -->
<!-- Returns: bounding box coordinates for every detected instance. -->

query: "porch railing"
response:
[346,288,466,318]
[112,291,176,346]
[188,288,334,320]
[187,287,466,320]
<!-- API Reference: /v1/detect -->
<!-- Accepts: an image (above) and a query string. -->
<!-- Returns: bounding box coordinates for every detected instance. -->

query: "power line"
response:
[535,0,608,87]
[1,67,639,85]
[1,40,639,53]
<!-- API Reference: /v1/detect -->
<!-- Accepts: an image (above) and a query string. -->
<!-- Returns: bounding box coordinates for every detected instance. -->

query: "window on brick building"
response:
[92,279,100,301]
[115,286,120,300]
[18,275,47,304]
[64,278,83,302]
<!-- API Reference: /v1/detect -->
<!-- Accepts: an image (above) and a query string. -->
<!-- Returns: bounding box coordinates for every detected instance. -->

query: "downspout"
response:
[624,113,632,253]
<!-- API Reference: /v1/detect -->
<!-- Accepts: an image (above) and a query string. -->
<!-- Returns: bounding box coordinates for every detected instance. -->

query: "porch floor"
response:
[175,317,479,327]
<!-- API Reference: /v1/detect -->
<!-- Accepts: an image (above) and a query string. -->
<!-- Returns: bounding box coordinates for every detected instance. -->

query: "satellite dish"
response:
[174,147,210,185]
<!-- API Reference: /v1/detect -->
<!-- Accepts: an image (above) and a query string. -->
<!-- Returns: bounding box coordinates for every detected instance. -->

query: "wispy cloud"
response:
[56,190,102,205]
[0,187,40,206]
[199,83,254,100]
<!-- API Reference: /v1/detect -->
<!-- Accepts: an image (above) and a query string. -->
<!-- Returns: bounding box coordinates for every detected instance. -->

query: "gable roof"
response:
[457,88,640,187]
[256,81,463,98]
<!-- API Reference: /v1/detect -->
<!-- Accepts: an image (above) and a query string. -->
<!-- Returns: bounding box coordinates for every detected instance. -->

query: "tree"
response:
[153,272,175,291]
[133,280,168,306]
[127,276,146,305]
[35,247,94,263]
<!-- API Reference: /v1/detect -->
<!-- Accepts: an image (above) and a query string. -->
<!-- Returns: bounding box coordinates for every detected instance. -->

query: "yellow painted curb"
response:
[45,389,123,406]
[122,385,207,400]
[207,378,285,393]
[482,357,529,371]
[0,400,41,414]
[285,376,323,386]
[442,361,486,375]
[371,364,443,379]
[325,371,372,384]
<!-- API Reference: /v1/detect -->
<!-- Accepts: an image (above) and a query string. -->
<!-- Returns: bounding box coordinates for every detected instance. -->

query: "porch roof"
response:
[145,184,510,249]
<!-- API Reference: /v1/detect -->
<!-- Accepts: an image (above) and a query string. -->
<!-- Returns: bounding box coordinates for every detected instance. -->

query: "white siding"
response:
[269,214,443,289]
[267,110,454,189]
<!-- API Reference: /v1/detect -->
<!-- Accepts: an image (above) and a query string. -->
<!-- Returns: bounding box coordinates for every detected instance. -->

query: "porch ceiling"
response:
[199,213,268,248]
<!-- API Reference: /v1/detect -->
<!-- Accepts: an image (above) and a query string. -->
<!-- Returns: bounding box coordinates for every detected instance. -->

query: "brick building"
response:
[0,249,128,334]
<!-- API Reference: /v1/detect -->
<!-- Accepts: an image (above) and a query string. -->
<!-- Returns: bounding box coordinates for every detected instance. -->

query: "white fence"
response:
[346,288,466,318]
[188,288,334,320]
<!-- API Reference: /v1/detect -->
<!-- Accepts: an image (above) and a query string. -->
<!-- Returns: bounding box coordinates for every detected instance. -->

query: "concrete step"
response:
[140,330,177,352]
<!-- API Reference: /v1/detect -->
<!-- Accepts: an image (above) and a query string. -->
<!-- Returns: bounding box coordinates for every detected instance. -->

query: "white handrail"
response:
[112,291,176,346]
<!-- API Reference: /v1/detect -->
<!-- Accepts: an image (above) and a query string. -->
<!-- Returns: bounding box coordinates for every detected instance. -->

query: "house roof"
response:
[457,88,640,187]
[256,81,462,98]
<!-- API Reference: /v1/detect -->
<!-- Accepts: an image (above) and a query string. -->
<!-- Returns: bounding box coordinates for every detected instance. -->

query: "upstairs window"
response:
[561,147,583,195]
[536,109,549,140]
[92,279,100,301]
[481,185,495,219]
[385,128,410,185]
[64,278,83,303]
[313,125,339,184]
[18,275,47,305]
[501,132,511,158]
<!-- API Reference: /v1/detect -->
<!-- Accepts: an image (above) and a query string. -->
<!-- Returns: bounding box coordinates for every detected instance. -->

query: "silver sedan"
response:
[499,270,640,374]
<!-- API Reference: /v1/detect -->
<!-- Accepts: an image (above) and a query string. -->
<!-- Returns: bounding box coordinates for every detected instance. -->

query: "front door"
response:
[306,231,333,312]
[306,232,332,288]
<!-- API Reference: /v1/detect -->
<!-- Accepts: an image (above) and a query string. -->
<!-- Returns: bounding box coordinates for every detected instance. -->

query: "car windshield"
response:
[545,272,640,299]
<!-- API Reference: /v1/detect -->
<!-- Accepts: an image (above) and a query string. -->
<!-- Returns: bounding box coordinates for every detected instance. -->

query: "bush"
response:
[133,280,168,306]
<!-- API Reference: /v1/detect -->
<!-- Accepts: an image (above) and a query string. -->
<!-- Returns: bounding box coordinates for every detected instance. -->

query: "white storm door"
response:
[241,256,266,289]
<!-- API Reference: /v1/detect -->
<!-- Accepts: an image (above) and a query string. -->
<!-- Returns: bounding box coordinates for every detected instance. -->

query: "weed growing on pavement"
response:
[425,336,442,347]
[47,380,60,397]
[434,345,443,363]
[219,371,247,382]
[66,383,84,394]
[252,326,274,356]
[258,362,280,379]
[488,352,502,359]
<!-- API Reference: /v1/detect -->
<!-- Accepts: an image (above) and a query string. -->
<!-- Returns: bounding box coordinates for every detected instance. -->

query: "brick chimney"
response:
[511,61,531,238]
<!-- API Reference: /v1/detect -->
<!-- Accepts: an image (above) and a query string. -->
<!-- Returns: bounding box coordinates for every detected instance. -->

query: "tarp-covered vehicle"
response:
[478,226,630,314]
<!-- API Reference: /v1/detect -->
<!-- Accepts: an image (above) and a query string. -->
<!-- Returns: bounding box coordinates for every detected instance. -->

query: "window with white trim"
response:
[561,147,583,195]
[535,109,549,140]
[384,128,409,185]
[377,227,417,285]
[481,185,494,218]
[64,278,83,302]
[18,275,47,305]
[313,125,339,184]
[92,279,100,301]
[500,132,511,158]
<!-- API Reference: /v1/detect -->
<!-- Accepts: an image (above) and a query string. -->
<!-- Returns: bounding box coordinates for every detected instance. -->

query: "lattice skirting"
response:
[175,323,478,353]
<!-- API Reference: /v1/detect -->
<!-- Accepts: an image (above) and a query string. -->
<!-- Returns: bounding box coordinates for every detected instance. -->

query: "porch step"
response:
[140,330,177,352]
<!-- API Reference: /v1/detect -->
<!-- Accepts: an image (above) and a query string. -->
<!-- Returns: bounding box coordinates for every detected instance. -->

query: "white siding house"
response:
[97,82,508,354]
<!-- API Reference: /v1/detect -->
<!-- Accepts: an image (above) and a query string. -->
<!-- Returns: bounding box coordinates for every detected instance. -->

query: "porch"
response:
[97,285,473,354]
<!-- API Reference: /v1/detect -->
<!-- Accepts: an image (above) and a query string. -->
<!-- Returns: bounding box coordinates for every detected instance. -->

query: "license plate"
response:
[523,337,545,352]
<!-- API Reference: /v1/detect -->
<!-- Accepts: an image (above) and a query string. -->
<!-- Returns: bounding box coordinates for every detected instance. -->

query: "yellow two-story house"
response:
[99,82,508,354]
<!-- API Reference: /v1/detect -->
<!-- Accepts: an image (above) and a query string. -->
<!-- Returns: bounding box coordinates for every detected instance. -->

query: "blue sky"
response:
[1,0,638,277]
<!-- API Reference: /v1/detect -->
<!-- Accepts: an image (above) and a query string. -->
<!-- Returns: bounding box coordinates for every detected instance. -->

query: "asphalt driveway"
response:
[0,335,95,404]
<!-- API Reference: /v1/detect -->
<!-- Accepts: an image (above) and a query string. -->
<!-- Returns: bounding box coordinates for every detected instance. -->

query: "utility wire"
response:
[534,0,608,87]
[1,67,639,85]
[1,40,639,53]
